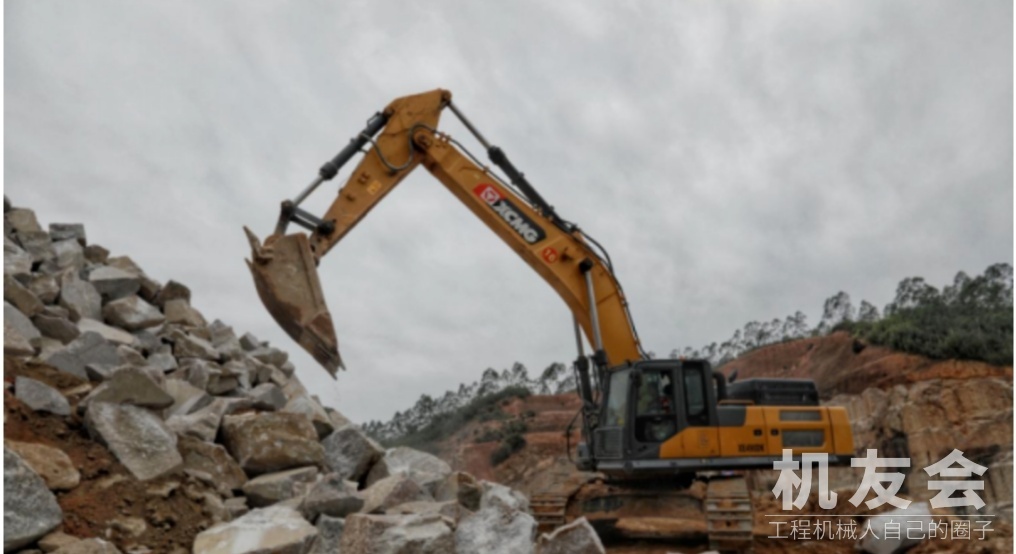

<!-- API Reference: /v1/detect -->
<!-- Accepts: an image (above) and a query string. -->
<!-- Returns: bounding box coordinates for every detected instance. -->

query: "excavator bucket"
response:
[244,227,343,377]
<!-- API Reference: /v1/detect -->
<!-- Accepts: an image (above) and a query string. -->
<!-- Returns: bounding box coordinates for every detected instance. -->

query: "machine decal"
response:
[541,247,559,264]
[474,183,546,244]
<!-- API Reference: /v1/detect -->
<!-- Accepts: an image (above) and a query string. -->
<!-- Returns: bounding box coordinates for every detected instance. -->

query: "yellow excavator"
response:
[245,89,854,551]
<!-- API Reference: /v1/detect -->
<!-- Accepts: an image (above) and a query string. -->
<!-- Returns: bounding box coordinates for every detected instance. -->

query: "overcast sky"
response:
[6,1,1012,423]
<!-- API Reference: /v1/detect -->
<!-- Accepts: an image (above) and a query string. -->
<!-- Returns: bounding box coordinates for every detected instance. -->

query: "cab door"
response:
[659,362,720,459]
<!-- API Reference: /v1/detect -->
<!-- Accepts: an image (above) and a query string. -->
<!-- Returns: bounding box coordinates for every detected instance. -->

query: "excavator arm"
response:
[246,89,644,377]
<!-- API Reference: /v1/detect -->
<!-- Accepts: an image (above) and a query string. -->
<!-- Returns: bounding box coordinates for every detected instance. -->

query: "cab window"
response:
[683,367,708,426]
[603,370,629,427]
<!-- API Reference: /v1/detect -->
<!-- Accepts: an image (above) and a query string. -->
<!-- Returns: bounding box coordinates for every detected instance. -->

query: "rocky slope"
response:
[2,198,607,554]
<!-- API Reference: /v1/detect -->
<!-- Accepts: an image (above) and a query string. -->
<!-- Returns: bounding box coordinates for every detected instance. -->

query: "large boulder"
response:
[456,502,537,554]
[85,366,174,409]
[5,440,81,491]
[433,471,482,511]
[4,237,33,277]
[17,230,55,264]
[15,376,71,416]
[308,515,345,554]
[361,475,432,514]
[221,412,325,475]
[479,479,530,512]
[178,437,248,493]
[88,266,140,300]
[322,424,386,482]
[43,331,122,380]
[166,397,229,442]
[51,239,85,271]
[5,274,44,316]
[301,474,365,520]
[84,402,182,481]
[6,300,41,347]
[535,517,605,554]
[4,446,63,551]
[192,505,318,554]
[33,312,81,344]
[59,272,102,321]
[241,466,319,508]
[341,513,454,554]
[7,208,43,234]
[366,446,452,490]
[102,295,164,331]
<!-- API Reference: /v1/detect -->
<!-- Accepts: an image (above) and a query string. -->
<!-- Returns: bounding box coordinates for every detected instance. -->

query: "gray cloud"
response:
[6,0,1011,423]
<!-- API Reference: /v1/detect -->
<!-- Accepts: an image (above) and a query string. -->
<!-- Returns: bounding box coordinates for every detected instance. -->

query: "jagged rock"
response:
[386,500,470,522]
[59,272,102,321]
[239,332,261,351]
[192,505,317,554]
[15,376,71,416]
[222,412,325,475]
[6,300,42,346]
[84,402,182,481]
[48,223,86,245]
[102,295,164,331]
[308,515,345,554]
[249,383,287,411]
[37,531,81,552]
[322,424,386,482]
[34,312,81,344]
[536,517,605,554]
[174,358,218,390]
[166,398,229,442]
[7,208,43,234]
[83,244,109,264]
[249,346,288,368]
[50,538,123,553]
[456,502,537,554]
[301,474,364,520]
[28,274,60,304]
[341,513,454,554]
[208,320,244,357]
[136,273,161,302]
[857,502,933,554]
[480,480,530,512]
[5,440,81,491]
[44,332,121,380]
[116,345,146,366]
[178,436,248,493]
[5,274,44,316]
[17,230,55,264]
[362,475,432,514]
[164,298,207,328]
[147,351,178,372]
[51,239,85,270]
[4,237,33,277]
[5,318,36,356]
[88,266,140,300]
[242,466,319,508]
[3,446,63,551]
[282,395,334,438]
[326,407,353,429]
[153,279,190,306]
[224,497,249,520]
[76,318,136,346]
[433,471,482,511]
[207,372,239,395]
[163,379,212,417]
[170,329,219,360]
[106,255,143,276]
[85,366,174,409]
[366,446,452,490]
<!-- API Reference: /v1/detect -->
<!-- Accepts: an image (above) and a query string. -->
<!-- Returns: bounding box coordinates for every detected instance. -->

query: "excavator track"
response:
[705,476,754,553]
[531,493,569,533]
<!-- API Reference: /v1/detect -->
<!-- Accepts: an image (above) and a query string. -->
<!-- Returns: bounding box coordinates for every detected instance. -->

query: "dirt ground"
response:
[4,358,217,553]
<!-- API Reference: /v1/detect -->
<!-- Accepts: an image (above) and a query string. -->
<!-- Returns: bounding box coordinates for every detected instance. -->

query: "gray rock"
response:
[5,274,44,316]
[456,502,537,554]
[249,383,287,411]
[433,471,482,511]
[224,497,249,521]
[165,398,229,442]
[208,320,243,359]
[84,402,182,481]
[102,295,164,331]
[242,466,319,508]
[154,280,190,308]
[51,239,85,270]
[326,407,353,429]
[282,395,334,438]
[362,475,431,514]
[4,446,63,551]
[7,208,43,234]
[85,366,174,409]
[249,346,288,368]
[239,332,262,352]
[163,379,212,417]
[17,230,55,264]
[301,474,364,520]
[48,223,86,245]
[6,300,42,346]
[174,358,217,390]
[221,412,325,475]
[106,255,144,276]
[4,237,33,277]
[147,351,178,372]
[366,446,452,491]
[341,513,454,554]
[178,437,248,493]
[33,313,81,344]
[322,424,386,483]
[5,318,36,356]
[59,272,102,321]
[83,244,109,264]
[163,298,207,328]
[170,329,219,360]
[480,480,530,512]
[15,376,71,416]
[536,517,605,554]
[28,274,60,304]
[116,345,147,366]
[88,266,140,300]
[193,505,317,554]
[308,515,345,554]
[44,331,120,378]
[207,373,239,396]
[76,318,137,346]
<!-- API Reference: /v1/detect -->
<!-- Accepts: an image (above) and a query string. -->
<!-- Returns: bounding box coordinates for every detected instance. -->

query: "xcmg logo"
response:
[473,184,546,245]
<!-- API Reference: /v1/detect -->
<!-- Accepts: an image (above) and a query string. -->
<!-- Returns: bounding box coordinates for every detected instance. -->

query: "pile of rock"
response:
[3,198,604,554]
